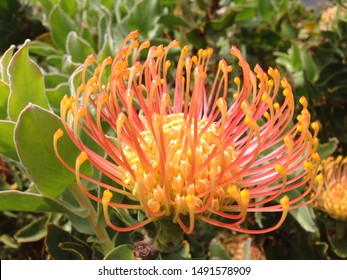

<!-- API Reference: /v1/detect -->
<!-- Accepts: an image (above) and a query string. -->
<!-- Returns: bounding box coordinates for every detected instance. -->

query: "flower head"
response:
[54,31,322,234]
[316,156,347,220]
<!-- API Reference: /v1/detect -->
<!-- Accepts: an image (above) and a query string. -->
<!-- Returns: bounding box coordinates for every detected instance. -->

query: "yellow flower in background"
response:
[54,31,322,234]
[316,156,347,220]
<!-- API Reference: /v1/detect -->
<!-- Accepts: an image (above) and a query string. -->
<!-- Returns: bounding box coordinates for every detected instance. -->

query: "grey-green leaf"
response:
[14,104,91,198]
[8,40,49,121]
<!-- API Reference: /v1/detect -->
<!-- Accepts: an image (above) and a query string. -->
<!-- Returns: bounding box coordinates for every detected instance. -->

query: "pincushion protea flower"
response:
[54,31,322,235]
[315,156,347,220]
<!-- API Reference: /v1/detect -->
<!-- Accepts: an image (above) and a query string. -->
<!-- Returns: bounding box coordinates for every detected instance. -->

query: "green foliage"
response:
[104,244,136,260]
[0,191,88,218]
[8,40,49,121]
[208,238,231,260]
[0,121,18,161]
[45,223,92,260]
[15,105,91,198]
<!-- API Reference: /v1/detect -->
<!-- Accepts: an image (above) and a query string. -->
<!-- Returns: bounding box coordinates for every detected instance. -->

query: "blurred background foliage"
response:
[1,0,347,260]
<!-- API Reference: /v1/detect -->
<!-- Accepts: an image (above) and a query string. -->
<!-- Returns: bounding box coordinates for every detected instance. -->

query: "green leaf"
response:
[209,238,231,260]
[318,63,347,87]
[158,14,190,28]
[62,54,80,75]
[45,73,68,89]
[15,105,91,198]
[326,219,347,258]
[44,73,69,112]
[317,138,339,159]
[257,0,276,21]
[104,244,135,260]
[208,8,241,31]
[285,188,318,233]
[0,121,19,161]
[49,5,77,50]
[0,190,88,218]
[45,223,90,260]
[97,8,112,51]
[235,6,257,23]
[243,237,251,260]
[29,41,61,57]
[38,0,55,15]
[0,234,18,249]
[97,34,114,62]
[290,205,318,233]
[315,241,329,259]
[66,32,94,63]
[112,207,138,228]
[60,0,78,17]
[61,188,94,235]
[301,49,319,83]
[125,0,160,37]
[0,44,15,83]
[175,240,191,259]
[186,28,206,49]
[59,241,92,260]
[46,83,69,112]
[14,216,48,243]
[8,40,49,121]
[0,81,10,119]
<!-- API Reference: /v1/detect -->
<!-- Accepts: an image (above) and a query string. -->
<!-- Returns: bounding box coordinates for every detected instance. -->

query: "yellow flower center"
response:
[121,113,238,218]
[321,182,347,220]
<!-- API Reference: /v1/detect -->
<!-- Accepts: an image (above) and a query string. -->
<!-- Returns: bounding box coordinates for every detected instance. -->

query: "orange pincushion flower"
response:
[316,156,347,220]
[54,31,322,234]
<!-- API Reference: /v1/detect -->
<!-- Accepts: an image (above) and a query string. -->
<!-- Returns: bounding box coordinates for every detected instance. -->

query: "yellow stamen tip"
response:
[312,152,320,163]
[244,115,253,126]
[102,189,113,206]
[217,98,227,115]
[280,195,290,209]
[234,76,240,85]
[296,124,303,133]
[77,106,86,118]
[311,121,319,132]
[170,40,180,48]
[148,198,161,213]
[316,174,323,185]
[281,78,289,88]
[165,60,171,70]
[274,102,280,111]
[85,54,95,65]
[54,128,64,141]
[304,160,313,171]
[263,111,270,120]
[261,93,269,103]
[240,189,250,205]
[186,194,195,209]
[128,30,140,39]
[283,88,290,97]
[227,185,238,197]
[284,134,292,145]
[181,45,189,56]
[77,151,88,165]
[275,163,285,175]
[299,96,308,108]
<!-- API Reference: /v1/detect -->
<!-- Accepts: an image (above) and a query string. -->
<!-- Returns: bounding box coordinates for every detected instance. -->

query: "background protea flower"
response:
[54,31,322,241]
[315,156,347,221]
